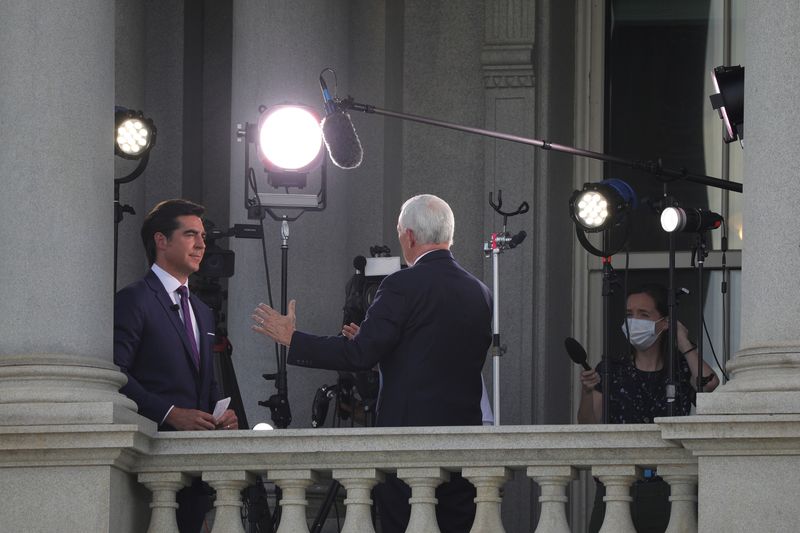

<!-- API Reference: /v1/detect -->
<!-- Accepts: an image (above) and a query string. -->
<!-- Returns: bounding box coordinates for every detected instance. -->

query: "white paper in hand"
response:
[213,397,231,422]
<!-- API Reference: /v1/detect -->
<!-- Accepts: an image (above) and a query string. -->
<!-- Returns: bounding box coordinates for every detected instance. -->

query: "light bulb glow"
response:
[575,191,610,228]
[258,107,323,171]
[116,118,151,155]
[660,207,681,232]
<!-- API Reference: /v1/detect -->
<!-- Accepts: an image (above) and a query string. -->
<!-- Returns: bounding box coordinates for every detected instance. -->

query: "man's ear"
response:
[153,232,168,251]
[406,229,416,248]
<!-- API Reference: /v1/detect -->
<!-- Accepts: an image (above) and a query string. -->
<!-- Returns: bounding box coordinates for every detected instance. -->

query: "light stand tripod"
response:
[666,226,678,417]
[599,241,617,424]
[258,219,293,429]
[483,190,528,426]
[692,231,709,395]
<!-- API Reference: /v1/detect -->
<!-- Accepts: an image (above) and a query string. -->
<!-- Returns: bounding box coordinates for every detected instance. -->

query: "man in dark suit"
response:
[252,194,492,533]
[114,199,238,532]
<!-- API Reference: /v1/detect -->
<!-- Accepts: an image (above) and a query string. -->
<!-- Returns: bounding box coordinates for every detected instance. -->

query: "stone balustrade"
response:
[0,423,698,533]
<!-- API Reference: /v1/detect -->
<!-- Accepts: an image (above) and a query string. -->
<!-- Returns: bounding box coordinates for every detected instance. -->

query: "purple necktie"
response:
[176,286,200,369]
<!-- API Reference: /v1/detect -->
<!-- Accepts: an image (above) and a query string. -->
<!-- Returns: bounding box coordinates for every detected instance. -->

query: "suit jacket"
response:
[289,249,492,427]
[114,269,221,430]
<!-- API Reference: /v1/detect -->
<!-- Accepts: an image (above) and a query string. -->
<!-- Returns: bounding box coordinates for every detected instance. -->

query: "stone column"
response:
[0,5,146,531]
[592,465,639,533]
[204,471,255,533]
[463,466,511,533]
[333,468,384,533]
[657,3,800,532]
[659,464,697,533]
[139,472,191,533]
[397,467,448,533]
[528,466,576,533]
[269,469,318,533]
[0,0,135,425]
[697,2,800,417]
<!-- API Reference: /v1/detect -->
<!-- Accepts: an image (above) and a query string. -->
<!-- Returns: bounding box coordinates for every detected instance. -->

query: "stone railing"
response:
[127,424,697,533]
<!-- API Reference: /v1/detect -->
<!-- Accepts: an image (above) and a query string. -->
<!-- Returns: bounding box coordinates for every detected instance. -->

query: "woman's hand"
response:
[674,320,695,354]
[579,369,600,394]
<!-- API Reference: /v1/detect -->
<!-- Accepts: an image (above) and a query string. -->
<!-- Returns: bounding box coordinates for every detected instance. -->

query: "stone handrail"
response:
[135,424,696,533]
[0,422,698,533]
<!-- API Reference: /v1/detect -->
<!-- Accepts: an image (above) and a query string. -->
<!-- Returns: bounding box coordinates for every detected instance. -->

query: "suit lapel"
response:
[190,293,212,376]
[145,271,200,376]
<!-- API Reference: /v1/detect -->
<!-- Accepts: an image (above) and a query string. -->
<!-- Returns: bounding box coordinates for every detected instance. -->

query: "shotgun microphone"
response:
[319,75,363,169]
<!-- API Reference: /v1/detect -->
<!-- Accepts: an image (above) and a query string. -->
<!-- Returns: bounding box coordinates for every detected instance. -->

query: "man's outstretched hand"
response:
[252,300,296,346]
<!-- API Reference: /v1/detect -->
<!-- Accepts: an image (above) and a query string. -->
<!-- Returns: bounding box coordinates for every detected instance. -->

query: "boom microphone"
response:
[319,75,363,169]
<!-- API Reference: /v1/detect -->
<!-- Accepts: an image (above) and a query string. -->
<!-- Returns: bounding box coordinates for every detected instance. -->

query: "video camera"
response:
[310,245,402,427]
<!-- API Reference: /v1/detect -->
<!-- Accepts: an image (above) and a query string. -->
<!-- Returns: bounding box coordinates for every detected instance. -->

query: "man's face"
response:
[155,215,206,282]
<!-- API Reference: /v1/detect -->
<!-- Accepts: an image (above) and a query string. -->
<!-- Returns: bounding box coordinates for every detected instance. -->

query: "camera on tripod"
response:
[309,245,401,428]
[311,371,380,427]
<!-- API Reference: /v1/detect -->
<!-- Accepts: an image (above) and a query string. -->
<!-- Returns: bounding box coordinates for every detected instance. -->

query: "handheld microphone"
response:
[319,74,363,169]
[564,337,592,371]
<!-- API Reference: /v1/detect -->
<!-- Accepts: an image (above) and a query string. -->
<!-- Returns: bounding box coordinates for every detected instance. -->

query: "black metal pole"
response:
[344,99,742,193]
[278,219,289,413]
[113,154,149,294]
[601,232,612,424]
[667,231,677,417]
[114,183,121,295]
[695,232,708,394]
[258,219,293,429]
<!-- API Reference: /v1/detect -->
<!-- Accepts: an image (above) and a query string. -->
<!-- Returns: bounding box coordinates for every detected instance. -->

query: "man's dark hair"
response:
[140,199,205,265]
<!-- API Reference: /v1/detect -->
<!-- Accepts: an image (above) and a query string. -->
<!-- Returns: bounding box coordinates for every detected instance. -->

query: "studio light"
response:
[569,178,638,232]
[660,207,723,233]
[709,65,744,144]
[114,107,156,159]
[256,104,324,187]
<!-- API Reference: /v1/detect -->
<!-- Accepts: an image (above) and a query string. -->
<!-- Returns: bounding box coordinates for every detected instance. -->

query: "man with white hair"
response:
[252,194,492,533]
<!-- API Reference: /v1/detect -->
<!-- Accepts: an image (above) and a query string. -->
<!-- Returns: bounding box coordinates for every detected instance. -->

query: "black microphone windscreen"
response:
[322,111,363,169]
[170,303,180,311]
[564,337,591,371]
[353,255,367,271]
[510,230,527,248]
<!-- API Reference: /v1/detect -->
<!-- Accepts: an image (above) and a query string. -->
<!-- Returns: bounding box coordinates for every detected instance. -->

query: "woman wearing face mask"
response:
[577,283,719,533]
[578,283,719,425]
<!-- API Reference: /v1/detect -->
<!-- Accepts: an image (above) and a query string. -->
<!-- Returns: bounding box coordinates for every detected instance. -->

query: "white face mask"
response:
[622,317,665,351]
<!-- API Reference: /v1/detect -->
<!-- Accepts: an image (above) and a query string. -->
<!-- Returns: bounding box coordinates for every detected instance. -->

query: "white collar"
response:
[151,263,187,297]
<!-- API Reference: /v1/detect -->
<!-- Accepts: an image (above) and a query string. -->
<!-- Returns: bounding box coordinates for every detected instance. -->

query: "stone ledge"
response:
[657,414,800,454]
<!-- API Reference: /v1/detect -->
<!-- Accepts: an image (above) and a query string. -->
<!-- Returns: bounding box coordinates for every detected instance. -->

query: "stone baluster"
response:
[462,466,511,533]
[397,467,448,533]
[269,469,318,533]
[660,464,698,533]
[203,471,255,533]
[528,466,577,533]
[333,468,384,533]
[593,465,640,533]
[139,472,190,533]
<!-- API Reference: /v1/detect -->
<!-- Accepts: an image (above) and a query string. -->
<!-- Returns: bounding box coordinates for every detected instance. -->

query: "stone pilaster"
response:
[698,1,800,416]
[482,2,536,532]
[0,0,135,423]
